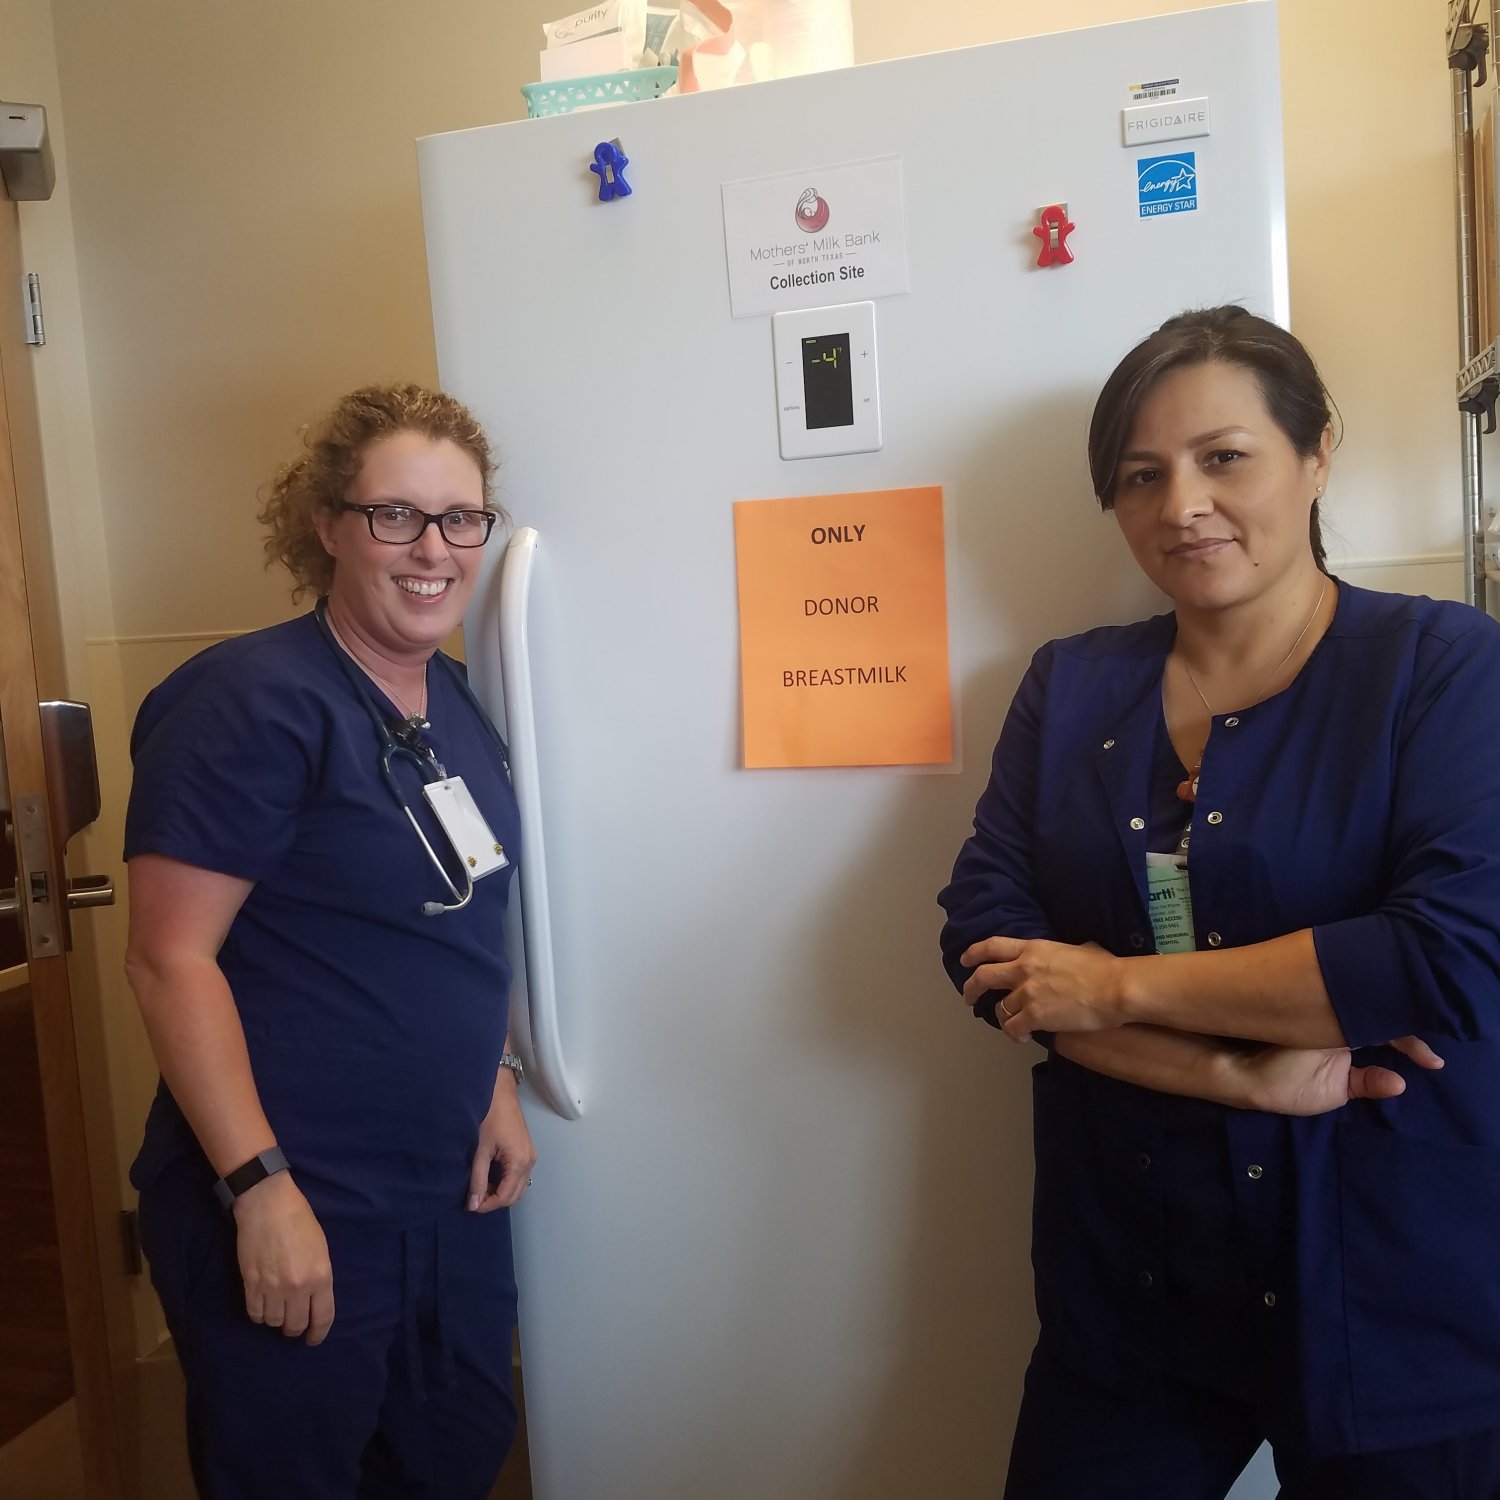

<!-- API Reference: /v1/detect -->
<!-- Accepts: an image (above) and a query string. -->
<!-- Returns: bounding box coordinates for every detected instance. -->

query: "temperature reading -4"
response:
[802,333,853,429]
[771,303,881,460]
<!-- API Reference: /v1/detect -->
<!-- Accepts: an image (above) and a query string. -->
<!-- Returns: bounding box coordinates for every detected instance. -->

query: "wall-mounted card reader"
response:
[771,301,881,460]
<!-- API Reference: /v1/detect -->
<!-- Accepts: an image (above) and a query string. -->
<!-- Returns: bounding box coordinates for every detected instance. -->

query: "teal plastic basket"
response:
[522,66,678,119]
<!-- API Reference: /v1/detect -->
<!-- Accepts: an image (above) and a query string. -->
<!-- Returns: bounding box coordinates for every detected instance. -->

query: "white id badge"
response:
[422,776,509,880]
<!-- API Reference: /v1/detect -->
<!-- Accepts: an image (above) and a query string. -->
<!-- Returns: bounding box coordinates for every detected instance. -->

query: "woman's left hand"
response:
[960,936,1125,1042]
[1234,1034,1445,1115]
[468,1068,537,1212]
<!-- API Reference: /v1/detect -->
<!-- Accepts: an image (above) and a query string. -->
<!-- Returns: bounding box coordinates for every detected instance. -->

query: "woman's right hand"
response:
[232,1173,335,1344]
[1236,1035,1444,1116]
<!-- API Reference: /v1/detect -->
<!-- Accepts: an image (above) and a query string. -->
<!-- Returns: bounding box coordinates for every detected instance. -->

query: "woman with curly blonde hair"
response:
[123,383,531,1499]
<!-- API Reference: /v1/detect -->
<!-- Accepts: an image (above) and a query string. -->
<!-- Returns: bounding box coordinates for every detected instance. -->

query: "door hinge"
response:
[120,1208,143,1276]
[23,271,43,346]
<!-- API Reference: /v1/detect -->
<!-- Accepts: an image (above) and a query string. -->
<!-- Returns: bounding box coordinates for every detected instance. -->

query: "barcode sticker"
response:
[1128,76,1181,103]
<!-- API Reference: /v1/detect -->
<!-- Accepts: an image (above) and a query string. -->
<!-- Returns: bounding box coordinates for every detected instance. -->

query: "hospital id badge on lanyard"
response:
[422,776,509,879]
[1145,851,1196,954]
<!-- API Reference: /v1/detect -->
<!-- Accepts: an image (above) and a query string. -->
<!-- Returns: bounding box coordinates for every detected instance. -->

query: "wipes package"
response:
[540,30,634,79]
[543,1,652,68]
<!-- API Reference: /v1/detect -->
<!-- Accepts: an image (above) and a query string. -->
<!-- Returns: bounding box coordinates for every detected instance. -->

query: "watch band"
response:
[213,1146,289,1211]
[499,1051,524,1085]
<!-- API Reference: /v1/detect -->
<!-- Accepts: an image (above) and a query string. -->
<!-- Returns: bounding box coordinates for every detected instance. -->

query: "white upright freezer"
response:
[420,6,1287,1495]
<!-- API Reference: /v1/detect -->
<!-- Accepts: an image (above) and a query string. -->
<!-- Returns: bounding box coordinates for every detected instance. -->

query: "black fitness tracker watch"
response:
[213,1146,290,1211]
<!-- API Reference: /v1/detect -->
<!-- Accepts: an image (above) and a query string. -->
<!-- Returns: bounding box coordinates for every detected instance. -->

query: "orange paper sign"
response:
[733,486,952,768]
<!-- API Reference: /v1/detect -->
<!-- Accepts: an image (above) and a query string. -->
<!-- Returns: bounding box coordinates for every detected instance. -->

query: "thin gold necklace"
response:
[1175,577,1328,804]
[326,612,429,727]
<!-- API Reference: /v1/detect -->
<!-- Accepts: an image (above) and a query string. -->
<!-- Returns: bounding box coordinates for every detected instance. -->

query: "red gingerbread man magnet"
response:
[1032,204,1075,268]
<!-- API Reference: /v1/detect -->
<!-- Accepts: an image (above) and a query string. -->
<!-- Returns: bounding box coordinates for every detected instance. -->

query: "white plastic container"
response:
[731,0,854,78]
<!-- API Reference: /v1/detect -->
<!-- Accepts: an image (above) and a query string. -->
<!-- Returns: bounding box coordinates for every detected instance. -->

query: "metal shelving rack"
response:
[1450,0,1500,616]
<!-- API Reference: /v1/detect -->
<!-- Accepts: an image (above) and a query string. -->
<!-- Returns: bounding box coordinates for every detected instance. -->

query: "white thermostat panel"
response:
[771,300,881,460]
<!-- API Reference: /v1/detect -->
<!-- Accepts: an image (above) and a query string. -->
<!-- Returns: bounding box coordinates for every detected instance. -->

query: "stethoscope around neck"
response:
[314,599,510,917]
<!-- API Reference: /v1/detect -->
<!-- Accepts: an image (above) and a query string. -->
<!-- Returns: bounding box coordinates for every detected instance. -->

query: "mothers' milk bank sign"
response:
[721,156,910,318]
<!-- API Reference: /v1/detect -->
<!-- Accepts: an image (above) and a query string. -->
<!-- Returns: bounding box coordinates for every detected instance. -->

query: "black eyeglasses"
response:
[336,502,498,548]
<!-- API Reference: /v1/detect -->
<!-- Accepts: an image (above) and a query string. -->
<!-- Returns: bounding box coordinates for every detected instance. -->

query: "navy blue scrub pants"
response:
[1004,1351,1500,1500]
[139,1158,519,1500]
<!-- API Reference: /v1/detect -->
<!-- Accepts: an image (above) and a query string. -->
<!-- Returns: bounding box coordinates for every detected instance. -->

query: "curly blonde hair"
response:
[259,383,502,600]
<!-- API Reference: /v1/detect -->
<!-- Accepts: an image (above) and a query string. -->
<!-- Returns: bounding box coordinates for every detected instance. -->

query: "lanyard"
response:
[313,599,509,764]
[313,600,511,914]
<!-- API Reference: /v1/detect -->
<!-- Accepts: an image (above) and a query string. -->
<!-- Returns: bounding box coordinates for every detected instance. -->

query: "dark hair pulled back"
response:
[1086,305,1335,571]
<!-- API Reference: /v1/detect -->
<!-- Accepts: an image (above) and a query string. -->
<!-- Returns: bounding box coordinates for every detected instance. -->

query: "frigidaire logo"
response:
[794,187,830,234]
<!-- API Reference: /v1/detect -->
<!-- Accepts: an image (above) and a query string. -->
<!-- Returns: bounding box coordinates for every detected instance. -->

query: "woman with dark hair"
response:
[124,385,533,1498]
[939,307,1500,1497]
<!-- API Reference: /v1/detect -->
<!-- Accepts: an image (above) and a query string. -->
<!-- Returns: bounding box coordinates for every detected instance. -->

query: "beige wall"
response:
[13,0,1463,1356]
[1282,2,1460,577]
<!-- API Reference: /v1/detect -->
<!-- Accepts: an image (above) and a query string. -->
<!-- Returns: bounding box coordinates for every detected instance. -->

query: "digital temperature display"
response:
[801,333,854,429]
[771,302,879,460]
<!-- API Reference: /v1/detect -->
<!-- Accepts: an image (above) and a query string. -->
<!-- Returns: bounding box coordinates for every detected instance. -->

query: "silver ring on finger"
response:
[999,998,1016,1021]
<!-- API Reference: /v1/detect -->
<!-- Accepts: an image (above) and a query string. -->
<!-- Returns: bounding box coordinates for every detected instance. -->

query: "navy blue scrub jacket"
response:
[940,583,1500,1458]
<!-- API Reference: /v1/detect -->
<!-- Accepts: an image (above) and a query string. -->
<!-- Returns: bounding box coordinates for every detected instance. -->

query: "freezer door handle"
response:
[499,528,584,1120]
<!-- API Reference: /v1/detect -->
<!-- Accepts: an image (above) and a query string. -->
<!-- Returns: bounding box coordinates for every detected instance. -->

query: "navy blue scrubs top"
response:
[125,611,521,1229]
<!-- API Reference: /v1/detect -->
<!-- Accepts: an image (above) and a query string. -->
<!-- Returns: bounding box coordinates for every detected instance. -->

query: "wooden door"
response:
[0,189,129,1498]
